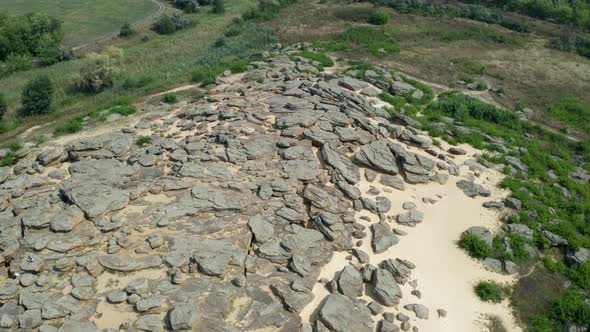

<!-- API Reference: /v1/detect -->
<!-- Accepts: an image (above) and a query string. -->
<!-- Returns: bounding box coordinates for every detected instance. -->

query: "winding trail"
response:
[72,0,165,51]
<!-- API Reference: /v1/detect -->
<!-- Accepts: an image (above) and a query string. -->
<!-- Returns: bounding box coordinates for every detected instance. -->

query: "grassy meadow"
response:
[0,0,258,142]
[0,0,160,46]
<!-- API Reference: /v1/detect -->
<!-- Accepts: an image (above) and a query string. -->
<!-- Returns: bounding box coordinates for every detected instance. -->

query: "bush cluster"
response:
[0,13,69,77]
[77,47,124,93]
[459,233,492,259]
[475,281,503,302]
[21,75,54,116]
[152,14,189,35]
[368,8,390,25]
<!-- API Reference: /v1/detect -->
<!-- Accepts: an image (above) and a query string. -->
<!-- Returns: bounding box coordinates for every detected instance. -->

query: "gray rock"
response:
[337,265,363,298]
[107,290,128,303]
[19,309,41,329]
[483,201,504,209]
[168,303,198,330]
[136,295,164,312]
[98,255,162,272]
[482,258,503,273]
[248,215,274,243]
[371,222,399,254]
[504,197,522,210]
[396,210,424,227]
[463,226,493,247]
[355,140,399,175]
[404,303,429,319]
[318,293,373,332]
[135,314,162,331]
[566,247,590,265]
[322,145,360,184]
[503,223,533,241]
[372,268,402,306]
[50,205,85,232]
[58,321,101,332]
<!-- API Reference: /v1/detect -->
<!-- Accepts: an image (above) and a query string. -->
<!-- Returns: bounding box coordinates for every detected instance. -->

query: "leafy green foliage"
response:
[192,24,275,86]
[465,63,486,75]
[119,22,135,37]
[162,93,178,104]
[508,235,530,262]
[152,14,189,35]
[292,50,334,70]
[78,47,124,93]
[0,93,6,120]
[0,142,21,167]
[368,8,390,25]
[243,0,298,21]
[54,116,83,136]
[475,281,503,302]
[321,26,400,57]
[0,13,63,76]
[212,0,226,14]
[21,75,53,116]
[549,288,590,326]
[136,136,152,147]
[569,263,590,290]
[545,96,590,131]
[459,233,492,259]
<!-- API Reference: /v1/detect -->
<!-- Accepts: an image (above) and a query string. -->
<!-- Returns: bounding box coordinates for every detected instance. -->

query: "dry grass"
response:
[264,0,590,135]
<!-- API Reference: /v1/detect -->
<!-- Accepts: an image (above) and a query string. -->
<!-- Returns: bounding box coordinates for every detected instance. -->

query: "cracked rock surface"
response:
[0,44,492,331]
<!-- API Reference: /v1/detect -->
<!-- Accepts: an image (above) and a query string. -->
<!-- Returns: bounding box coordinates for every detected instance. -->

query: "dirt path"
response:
[72,0,166,52]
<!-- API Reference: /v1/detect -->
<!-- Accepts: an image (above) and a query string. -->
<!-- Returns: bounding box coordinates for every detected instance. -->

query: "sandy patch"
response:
[301,142,522,331]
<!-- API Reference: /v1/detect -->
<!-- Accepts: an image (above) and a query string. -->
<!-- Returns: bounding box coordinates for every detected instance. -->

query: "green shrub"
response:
[78,47,124,93]
[569,263,590,290]
[0,93,6,120]
[0,13,63,62]
[212,0,226,14]
[542,256,565,273]
[476,81,488,91]
[243,0,297,21]
[119,22,135,37]
[54,116,83,136]
[475,281,503,302]
[0,142,21,167]
[122,74,153,90]
[136,136,152,147]
[459,233,492,259]
[545,96,590,131]
[191,65,222,86]
[293,50,334,70]
[508,235,530,261]
[162,93,178,104]
[368,8,390,25]
[322,26,400,57]
[465,63,486,75]
[21,75,54,116]
[550,288,590,326]
[152,15,177,34]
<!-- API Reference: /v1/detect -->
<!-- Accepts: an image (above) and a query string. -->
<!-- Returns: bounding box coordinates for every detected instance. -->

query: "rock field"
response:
[0,44,513,331]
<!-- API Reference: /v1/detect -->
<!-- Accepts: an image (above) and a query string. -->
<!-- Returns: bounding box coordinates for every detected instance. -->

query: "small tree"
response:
[21,75,54,116]
[212,0,225,14]
[0,93,7,120]
[152,15,176,35]
[78,47,124,93]
[119,22,135,37]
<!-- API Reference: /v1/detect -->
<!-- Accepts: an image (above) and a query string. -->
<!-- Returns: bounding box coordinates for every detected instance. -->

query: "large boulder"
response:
[317,293,373,332]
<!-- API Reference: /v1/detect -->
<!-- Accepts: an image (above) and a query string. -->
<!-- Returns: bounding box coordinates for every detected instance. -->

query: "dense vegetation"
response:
[475,281,504,302]
[0,13,65,78]
[408,92,590,329]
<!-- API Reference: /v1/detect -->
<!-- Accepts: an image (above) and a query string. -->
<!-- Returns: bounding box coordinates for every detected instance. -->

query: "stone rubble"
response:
[0,44,499,331]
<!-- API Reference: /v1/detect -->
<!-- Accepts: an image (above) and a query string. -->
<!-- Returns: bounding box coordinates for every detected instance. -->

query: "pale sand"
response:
[300,141,523,332]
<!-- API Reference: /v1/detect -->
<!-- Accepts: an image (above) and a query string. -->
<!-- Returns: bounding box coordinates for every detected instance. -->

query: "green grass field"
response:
[0,0,257,141]
[0,0,160,46]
